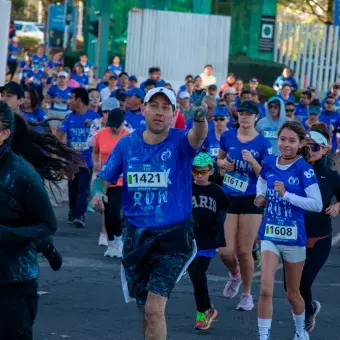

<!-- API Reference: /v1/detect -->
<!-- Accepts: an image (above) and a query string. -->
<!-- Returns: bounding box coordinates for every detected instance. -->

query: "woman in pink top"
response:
[93,108,129,258]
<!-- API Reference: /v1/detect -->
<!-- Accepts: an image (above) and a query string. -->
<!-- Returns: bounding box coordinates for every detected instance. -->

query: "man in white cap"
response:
[46,71,72,134]
[178,91,192,121]
[91,87,208,340]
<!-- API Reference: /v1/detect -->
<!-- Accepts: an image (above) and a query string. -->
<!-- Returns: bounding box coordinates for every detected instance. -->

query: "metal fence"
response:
[274,21,340,91]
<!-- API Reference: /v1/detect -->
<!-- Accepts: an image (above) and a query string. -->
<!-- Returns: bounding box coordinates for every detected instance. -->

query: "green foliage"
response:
[18,37,40,52]
[64,51,85,68]
[11,0,37,21]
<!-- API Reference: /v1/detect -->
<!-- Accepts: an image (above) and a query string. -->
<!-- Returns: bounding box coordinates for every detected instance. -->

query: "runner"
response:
[299,123,340,333]
[91,87,208,340]
[190,152,231,330]
[255,121,322,340]
[92,108,130,257]
[217,101,272,311]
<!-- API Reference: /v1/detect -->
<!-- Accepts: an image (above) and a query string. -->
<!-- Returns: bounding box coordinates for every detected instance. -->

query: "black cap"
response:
[208,84,217,91]
[0,81,24,99]
[109,74,118,80]
[106,108,125,128]
[237,101,259,115]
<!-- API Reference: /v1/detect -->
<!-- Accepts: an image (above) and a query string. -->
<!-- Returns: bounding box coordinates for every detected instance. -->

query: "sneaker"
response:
[305,300,321,333]
[236,293,254,311]
[98,233,108,246]
[293,330,309,339]
[104,240,123,258]
[194,306,218,330]
[68,216,75,224]
[223,272,242,299]
[42,244,62,271]
[73,216,85,228]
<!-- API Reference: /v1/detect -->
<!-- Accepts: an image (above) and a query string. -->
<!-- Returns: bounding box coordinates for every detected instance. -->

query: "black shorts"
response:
[0,279,38,340]
[122,220,195,305]
[228,194,263,215]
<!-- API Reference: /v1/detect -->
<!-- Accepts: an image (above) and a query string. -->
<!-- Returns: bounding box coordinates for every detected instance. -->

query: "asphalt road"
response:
[35,206,340,340]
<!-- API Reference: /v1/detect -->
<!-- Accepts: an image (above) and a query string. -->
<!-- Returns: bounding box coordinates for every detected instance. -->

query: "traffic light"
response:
[89,20,99,37]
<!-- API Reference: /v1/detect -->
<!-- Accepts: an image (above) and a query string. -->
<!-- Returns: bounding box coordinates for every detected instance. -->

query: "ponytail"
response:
[298,145,312,162]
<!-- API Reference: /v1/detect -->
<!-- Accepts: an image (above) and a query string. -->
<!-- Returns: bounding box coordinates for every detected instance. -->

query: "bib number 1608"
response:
[265,224,297,241]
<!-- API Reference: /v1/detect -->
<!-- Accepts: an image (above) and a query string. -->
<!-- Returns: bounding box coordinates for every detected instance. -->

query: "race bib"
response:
[11,55,17,59]
[127,171,167,191]
[265,223,297,242]
[54,103,68,110]
[209,148,219,158]
[223,172,249,193]
[70,141,87,151]
[264,130,277,139]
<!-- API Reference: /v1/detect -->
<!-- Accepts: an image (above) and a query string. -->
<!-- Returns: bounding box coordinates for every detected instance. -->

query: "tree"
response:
[278,0,334,24]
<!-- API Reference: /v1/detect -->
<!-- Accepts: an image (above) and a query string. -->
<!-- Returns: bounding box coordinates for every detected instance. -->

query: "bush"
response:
[18,37,40,52]
[244,84,301,102]
[229,56,285,87]
[63,51,85,69]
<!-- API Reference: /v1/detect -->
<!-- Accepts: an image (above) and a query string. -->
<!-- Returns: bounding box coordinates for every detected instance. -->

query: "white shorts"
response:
[260,240,306,263]
[47,109,68,128]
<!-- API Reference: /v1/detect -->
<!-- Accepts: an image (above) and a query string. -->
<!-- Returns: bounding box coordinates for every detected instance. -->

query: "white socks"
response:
[258,318,271,340]
[293,311,306,335]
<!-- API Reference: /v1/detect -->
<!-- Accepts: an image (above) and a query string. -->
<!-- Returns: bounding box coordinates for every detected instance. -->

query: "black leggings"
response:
[300,235,332,316]
[283,235,332,316]
[188,256,211,313]
[104,186,123,241]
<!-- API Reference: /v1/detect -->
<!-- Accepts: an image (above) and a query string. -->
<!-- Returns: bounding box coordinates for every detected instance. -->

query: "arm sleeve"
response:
[0,175,57,244]
[256,176,268,196]
[283,183,322,212]
[97,139,124,184]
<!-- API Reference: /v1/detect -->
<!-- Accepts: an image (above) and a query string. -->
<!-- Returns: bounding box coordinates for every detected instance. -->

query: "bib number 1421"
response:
[127,171,167,189]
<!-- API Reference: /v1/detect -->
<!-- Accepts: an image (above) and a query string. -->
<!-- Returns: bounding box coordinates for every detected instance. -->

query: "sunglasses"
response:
[269,105,278,109]
[285,108,295,113]
[308,143,321,152]
[213,117,226,122]
[192,169,210,176]
[326,101,335,105]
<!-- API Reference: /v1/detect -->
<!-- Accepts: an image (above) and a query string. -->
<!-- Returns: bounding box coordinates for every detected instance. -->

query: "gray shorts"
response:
[47,109,69,129]
[261,240,306,263]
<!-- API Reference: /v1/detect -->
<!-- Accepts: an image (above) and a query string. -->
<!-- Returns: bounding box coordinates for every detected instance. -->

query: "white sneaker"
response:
[98,233,108,246]
[293,331,309,340]
[104,240,123,258]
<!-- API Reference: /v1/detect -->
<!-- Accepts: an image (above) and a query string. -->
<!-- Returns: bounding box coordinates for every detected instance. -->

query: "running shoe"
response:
[236,293,254,311]
[194,306,218,330]
[73,216,85,228]
[104,240,123,258]
[223,272,242,299]
[293,330,309,339]
[305,300,321,333]
[68,216,75,224]
[42,244,62,271]
[98,233,108,246]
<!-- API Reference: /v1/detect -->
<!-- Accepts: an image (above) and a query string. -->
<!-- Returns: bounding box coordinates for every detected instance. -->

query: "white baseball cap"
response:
[225,88,237,95]
[178,91,190,99]
[58,71,69,78]
[144,87,176,108]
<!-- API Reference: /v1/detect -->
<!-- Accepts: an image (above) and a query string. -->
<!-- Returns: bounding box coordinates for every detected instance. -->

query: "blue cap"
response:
[213,106,229,117]
[129,75,138,82]
[123,87,145,99]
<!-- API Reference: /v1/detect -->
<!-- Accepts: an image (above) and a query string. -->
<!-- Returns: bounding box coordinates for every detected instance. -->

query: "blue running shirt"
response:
[47,85,72,112]
[258,156,318,246]
[203,129,220,159]
[98,129,198,228]
[219,129,272,196]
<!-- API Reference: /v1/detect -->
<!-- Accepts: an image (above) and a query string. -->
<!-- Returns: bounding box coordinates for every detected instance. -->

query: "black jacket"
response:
[305,158,340,238]
[0,142,57,286]
[192,182,231,250]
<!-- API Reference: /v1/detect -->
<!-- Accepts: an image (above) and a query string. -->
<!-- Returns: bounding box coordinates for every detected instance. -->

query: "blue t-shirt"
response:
[219,129,272,196]
[24,70,45,88]
[319,111,340,150]
[321,96,340,113]
[32,54,48,70]
[108,64,123,75]
[75,62,92,76]
[125,108,146,131]
[22,108,47,133]
[47,59,62,69]
[203,129,220,159]
[59,110,100,166]
[97,128,198,228]
[277,93,295,105]
[140,79,166,91]
[295,103,308,121]
[259,156,318,246]
[274,76,298,92]
[96,81,108,92]
[8,44,20,62]
[47,85,72,112]
[71,73,89,86]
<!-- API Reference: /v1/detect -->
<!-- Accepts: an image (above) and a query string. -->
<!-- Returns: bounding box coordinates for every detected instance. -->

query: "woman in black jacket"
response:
[301,123,340,333]
[0,101,83,339]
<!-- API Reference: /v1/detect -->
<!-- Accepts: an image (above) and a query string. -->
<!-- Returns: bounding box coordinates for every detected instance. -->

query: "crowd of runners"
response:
[1,41,340,340]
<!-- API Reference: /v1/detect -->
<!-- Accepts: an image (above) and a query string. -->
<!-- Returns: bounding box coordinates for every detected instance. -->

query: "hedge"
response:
[18,37,41,52]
